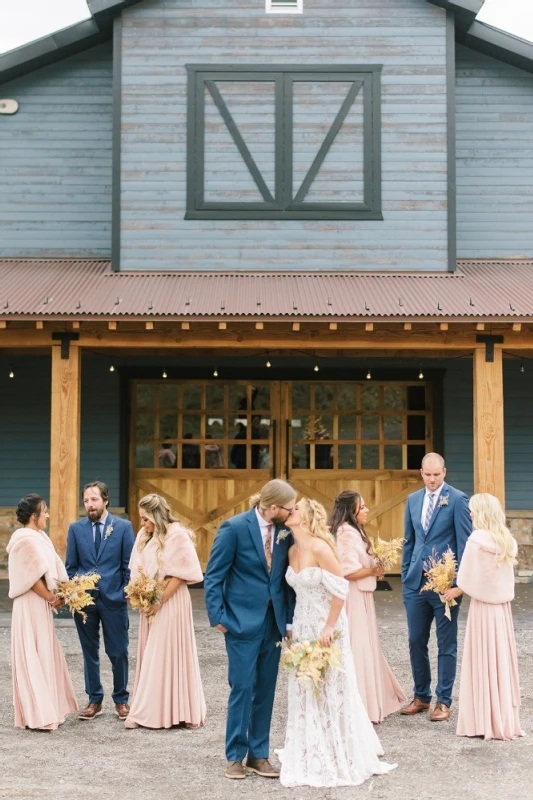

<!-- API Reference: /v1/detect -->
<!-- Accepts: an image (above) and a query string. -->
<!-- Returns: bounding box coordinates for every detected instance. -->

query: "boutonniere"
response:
[438,495,449,508]
[276,528,291,544]
[104,524,114,540]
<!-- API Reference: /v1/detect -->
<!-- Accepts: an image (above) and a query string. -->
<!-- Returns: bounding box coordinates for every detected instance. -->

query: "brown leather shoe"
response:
[430,702,451,721]
[245,758,279,778]
[115,703,130,719]
[401,697,430,716]
[224,761,246,780]
[79,702,103,720]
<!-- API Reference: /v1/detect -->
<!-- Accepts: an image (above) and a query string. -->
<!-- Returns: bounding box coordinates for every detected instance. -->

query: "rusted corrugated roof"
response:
[0,259,532,320]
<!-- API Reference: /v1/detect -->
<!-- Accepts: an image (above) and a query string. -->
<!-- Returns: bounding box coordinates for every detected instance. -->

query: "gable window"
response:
[186,64,382,221]
[266,0,303,13]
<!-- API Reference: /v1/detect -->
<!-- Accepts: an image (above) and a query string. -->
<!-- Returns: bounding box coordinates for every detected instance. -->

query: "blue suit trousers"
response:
[74,596,130,705]
[224,606,281,762]
[403,578,462,708]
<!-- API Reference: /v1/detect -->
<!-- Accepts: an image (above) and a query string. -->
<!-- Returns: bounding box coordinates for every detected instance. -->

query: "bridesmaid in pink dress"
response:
[125,493,206,729]
[331,491,405,723]
[454,493,524,741]
[7,494,78,730]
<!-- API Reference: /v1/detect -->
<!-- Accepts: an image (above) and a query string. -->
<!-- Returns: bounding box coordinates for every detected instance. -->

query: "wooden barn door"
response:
[283,381,430,573]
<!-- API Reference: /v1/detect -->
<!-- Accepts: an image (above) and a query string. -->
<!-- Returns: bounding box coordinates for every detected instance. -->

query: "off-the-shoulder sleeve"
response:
[162,524,203,584]
[8,538,49,599]
[321,570,349,600]
[336,525,363,577]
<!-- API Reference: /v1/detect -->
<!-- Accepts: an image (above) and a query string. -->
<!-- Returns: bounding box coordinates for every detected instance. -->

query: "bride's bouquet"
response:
[372,535,405,577]
[420,547,458,621]
[125,567,169,624]
[278,633,343,696]
[55,572,101,623]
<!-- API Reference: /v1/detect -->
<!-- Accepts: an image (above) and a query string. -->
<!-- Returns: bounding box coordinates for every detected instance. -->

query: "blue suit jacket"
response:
[65,515,135,609]
[204,508,295,639]
[402,482,471,591]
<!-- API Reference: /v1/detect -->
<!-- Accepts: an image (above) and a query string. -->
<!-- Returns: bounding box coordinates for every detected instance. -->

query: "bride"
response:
[276,498,397,788]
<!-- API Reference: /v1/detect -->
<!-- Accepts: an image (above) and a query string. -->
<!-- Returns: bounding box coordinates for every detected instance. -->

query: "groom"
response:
[66,481,135,720]
[205,479,297,780]
[401,453,471,721]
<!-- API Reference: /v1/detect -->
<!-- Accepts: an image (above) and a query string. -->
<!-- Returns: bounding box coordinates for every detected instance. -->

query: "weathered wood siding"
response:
[120,0,449,272]
[456,45,533,259]
[0,43,113,257]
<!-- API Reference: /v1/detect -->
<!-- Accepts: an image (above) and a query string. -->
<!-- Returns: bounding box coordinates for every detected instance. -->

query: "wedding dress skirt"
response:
[276,567,397,788]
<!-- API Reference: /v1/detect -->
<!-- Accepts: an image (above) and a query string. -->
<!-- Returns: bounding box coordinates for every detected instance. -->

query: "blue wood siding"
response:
[120,0,449,272]
[504,360,533,510]
[442,358,473,496]
[0,43,113,257]
[456,45,533,259]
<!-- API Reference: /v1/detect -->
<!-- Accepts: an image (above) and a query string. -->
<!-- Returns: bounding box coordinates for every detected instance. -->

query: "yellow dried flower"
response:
[55,572,101,623]
[125,567,169,624]
[421,547,458,620]
[278,632,344,696]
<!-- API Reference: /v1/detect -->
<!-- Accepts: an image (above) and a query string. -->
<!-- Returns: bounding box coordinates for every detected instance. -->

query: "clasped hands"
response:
[442,587,463,602]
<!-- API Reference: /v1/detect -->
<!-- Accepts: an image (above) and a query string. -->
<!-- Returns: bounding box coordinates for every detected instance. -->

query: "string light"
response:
[313,363,319,372]
[162,370,168,379]
[520,359,525,373]
[366,368,372,380]
[8,369,14,379]
[213,367,218,377]
[418,366,424,380]
[266,360,272,368]
[109,365,115,372]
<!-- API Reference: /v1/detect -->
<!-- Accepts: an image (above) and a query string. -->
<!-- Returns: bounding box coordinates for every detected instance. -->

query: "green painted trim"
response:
[111,15,122,272]
[186,65,382,222]
[446,11,457,274]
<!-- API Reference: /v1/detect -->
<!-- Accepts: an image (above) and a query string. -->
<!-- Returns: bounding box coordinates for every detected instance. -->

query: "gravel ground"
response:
[1,580,532,800]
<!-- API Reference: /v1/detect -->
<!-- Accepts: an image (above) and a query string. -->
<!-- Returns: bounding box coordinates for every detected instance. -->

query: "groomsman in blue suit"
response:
[66,481,135,720]
[205,479,297,781]
[401,453,471,721]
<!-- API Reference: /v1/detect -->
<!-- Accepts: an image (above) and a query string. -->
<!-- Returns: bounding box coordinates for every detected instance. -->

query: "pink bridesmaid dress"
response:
[457,529,524,741]
[7,527,78,730]
[126,522,206,729]
[336,523,405,723]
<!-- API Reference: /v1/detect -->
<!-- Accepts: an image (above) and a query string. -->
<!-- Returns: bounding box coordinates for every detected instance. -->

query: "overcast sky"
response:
[0,0,532,54]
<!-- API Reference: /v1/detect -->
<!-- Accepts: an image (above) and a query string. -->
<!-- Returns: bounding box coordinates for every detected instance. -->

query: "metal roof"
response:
[1,259,532,321]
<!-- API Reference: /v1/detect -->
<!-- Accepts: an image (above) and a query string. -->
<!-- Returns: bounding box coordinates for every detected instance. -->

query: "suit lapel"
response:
[246,510,269,574]
[96,515,113,560]
[414,489,425,534]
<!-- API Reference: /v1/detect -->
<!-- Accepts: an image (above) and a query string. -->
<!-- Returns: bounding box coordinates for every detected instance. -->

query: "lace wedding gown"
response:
[277,567,397,788]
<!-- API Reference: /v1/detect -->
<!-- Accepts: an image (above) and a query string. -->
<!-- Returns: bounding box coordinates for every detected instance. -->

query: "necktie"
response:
[94,521,102,553]
[423,493,435,533]
[264,524,273,573]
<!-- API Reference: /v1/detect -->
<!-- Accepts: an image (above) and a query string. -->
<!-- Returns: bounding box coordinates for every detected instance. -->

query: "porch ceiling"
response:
[0,259,532,322]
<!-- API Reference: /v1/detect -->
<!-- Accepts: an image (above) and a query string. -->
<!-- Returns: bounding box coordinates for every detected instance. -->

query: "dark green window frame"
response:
[186,64,382,221]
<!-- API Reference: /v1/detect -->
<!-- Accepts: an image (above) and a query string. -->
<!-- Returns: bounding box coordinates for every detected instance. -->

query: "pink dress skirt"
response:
[11,591,78,730]
[457,599,524,741]
[125,584,206,729]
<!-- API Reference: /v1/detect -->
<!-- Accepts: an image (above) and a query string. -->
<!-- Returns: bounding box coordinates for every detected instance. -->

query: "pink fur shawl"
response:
[336,522,377,592]
[7,527,67,599]
[130,522,203,585]
[457,528,517,605]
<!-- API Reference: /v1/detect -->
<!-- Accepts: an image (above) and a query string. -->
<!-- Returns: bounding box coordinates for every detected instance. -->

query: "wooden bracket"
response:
[51,332,80,359]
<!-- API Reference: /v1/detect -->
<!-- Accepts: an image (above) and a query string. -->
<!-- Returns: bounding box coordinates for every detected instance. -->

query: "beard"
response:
[87,509,104,522]
[271,512,289,527]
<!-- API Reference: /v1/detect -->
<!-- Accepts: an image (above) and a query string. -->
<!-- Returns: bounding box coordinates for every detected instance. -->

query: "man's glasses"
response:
[279,505,297,515]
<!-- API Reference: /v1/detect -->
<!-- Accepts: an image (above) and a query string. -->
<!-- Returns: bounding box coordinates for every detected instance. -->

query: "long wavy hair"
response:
[137,494,195,562]
[469,493,517,566]
[329,490,374,556]
[298,497,338,559]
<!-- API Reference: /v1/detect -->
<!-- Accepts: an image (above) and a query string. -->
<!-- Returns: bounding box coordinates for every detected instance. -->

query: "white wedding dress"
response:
[277,567,397,788]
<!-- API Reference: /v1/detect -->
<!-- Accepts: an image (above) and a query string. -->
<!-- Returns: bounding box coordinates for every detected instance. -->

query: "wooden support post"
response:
[49,343,81,556]
[365,323,374,332]
[473,347,505,506]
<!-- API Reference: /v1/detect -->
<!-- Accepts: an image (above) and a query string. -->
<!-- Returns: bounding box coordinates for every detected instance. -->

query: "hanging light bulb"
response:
[520,359,525,374]
[213,367,218,377]
[266,360,272,368]
[8,369,14,379]
[418,366,424,380]
[162,370,168,379]
[109,365,115,372]
[366,368,371,380]
[314,363,319,372]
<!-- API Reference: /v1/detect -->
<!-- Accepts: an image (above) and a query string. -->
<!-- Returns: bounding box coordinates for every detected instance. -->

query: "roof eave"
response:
[459,20,533,74]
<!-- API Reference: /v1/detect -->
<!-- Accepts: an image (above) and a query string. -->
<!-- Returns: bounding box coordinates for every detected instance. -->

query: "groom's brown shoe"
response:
[245,758,279,778]
[430,702,451,721]
[79,702,102,720]
[115,703,130,719]
[225,762,246,780]
[401,697,430,715]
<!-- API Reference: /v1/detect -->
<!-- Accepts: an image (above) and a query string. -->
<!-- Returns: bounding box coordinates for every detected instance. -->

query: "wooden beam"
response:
[108,321,117,330]
[440,323,448,331]
[365,323,374,332]
[512,323,522,332]
[72,321,80,330]
[145,321,154,330]
[218,322,227,330]
[292,322,300,331]
[476,323,485,331]
[0,321,6,329]
[329,322,338,331]
[403,323,412,331]
[49,344,81,557]
[181,322,190,330]
[35,320,44,330]
[473,347,505,506]
[255,322,264,330]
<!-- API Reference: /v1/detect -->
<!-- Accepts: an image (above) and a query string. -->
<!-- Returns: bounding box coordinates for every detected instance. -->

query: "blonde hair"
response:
[469,493,517,566]
[138,494,195,561]
[298,497,338,559]
[249,479,296,511]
